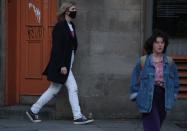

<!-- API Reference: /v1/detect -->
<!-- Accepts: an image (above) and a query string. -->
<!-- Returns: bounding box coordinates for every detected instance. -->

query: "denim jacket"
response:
[129,54,179,112]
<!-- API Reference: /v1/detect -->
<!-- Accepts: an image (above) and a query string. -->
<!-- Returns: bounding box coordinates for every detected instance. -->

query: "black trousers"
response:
[142,86,167,131]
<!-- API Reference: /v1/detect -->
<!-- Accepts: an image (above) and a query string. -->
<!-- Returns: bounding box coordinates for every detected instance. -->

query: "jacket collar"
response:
[147,54,169,67]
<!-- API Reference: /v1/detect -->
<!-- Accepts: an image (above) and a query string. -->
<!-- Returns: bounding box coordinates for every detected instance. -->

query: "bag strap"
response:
[140,55,146,69]
[166,56,173,65]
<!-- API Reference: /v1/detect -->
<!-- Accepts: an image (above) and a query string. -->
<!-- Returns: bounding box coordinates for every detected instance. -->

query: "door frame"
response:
[0,0,6,106]
[144,0,153,41]
[6,0,21,105]
[5,0,58,105]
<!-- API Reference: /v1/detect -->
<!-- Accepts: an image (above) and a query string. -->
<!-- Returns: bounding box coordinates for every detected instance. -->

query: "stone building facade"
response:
[0,0,186,120]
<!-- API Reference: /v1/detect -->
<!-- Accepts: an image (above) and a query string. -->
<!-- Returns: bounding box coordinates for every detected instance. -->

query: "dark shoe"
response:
[26,109,41,123]
[74,115,94,125]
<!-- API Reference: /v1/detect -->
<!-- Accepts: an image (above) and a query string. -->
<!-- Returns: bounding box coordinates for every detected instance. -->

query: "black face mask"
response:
[68,11,77,19]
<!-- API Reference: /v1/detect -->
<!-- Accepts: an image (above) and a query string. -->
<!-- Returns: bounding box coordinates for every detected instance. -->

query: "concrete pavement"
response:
[0,118,186,131]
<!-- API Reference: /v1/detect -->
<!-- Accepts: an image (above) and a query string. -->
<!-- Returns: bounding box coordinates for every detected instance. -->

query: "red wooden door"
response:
[7,0,57,105]
[5,0,57,105]
[20,0,57,95]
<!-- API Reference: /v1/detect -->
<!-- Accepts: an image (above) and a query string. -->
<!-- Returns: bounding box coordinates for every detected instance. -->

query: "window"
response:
[153,0,187,37]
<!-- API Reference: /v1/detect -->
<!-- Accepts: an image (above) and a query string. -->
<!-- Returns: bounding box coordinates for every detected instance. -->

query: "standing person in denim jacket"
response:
[129,30,179,131]
[26,1,94,125]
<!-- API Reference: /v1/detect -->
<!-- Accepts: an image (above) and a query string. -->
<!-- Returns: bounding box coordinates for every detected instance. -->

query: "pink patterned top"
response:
[153,57,164,87]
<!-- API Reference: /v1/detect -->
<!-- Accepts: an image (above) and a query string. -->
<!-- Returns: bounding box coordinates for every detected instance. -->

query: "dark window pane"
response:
[153,0,187,37]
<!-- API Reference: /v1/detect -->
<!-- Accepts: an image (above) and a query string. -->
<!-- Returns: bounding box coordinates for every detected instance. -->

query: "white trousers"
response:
[31,52,82,120]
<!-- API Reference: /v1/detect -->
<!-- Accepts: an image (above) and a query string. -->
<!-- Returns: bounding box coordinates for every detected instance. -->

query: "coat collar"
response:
[147,54,169,67]
[57,20,74,31]
[63,20,76,38]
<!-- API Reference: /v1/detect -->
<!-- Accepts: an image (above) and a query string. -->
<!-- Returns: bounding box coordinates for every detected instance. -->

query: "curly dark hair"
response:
[144,30,169,55]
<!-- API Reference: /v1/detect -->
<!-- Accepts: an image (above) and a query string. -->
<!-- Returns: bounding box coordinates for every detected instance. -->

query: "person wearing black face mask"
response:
[68,10,77,19]
[26,1,94,125]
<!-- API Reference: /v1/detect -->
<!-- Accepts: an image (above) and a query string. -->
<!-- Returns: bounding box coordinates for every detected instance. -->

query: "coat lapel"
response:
[63,20,77,39]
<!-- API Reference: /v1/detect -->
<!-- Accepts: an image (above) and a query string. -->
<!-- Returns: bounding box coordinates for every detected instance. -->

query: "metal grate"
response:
[173,56,187,99]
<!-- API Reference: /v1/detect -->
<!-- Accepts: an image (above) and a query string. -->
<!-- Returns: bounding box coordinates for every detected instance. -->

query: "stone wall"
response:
[56,0,144,119]
[1,0,185,120]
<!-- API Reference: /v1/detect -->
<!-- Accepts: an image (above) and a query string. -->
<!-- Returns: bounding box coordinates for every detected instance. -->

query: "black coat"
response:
[43,20,78,84]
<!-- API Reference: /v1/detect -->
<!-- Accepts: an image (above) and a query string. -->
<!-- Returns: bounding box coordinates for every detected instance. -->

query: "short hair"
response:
[144,30,169,55]
[57,1,76,22]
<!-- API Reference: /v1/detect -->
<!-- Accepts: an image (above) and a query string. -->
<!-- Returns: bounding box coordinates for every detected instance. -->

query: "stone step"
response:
[0,105,56,120]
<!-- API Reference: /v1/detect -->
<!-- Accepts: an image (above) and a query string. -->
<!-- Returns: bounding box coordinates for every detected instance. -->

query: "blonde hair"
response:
[57,1,76,22]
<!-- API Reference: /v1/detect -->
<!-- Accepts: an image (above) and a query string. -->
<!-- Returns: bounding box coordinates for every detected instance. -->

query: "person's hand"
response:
[60,67,67,75]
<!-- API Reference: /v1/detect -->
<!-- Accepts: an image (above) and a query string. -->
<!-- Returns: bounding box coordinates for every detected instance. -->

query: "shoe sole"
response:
[74,119,94,125]
[26,111,42,123]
